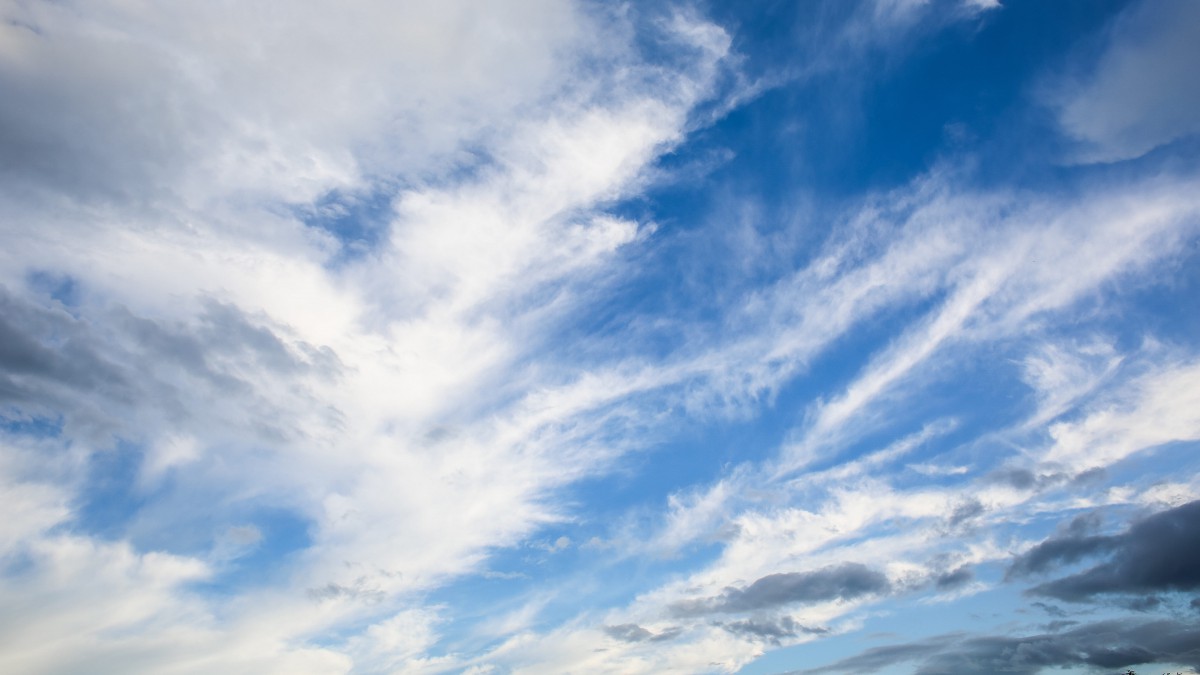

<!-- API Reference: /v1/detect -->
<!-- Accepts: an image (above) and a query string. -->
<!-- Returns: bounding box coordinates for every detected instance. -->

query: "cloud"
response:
[673,563,891,616]
[0,286,339,451]
[1030,601,1067,618]
[1051,0,1200,163]
[1019,340,1123,428]
[946,499,986,528]
[604,623,656,642]
[1021,500,1200,603]
[801,619,1200,675]
[0,0,595,205]
[603,623,683,643]
[1042,359,1200,472]
[718,616,828,645]
[934,566,973,591]
[1007,534,1119,580]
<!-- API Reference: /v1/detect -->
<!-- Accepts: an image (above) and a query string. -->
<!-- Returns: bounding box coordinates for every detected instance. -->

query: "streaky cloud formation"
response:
[2,0,1199,673]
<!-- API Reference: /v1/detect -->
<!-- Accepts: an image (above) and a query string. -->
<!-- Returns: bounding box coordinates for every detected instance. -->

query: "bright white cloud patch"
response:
[2,1,1199,674]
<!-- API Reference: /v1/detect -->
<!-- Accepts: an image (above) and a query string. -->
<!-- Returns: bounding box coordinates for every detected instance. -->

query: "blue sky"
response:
[1,0,1199,673]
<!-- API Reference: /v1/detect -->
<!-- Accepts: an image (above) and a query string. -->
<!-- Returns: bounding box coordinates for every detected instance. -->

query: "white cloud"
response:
[0,0,588,203]
[1045,358,1200,471]
[1019,339,1123,428]
[1051,0,1200,162]
[0,1,739,672]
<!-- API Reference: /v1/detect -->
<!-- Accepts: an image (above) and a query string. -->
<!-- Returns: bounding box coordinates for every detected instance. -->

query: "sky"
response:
[1,0,1199,673]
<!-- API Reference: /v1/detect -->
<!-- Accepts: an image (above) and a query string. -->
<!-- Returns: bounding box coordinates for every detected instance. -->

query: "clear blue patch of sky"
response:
[188,507,313,596]
[24,269,80,308]
[0,413,63,437]
[69,440,149,541]
[295,186,395,265]
[845,0,1133,190]
[69,438,316,595]
[1102,232,1200,352]
[634,0,1139,226]
[0,548,36,579]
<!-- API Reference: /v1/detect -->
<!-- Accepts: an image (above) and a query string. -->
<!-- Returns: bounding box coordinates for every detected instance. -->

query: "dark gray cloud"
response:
[1061,510,1104,537]
[603,624,681,643]
[718,616,828,644]
[0,284,346,550]
[0,285,341,446]
[1030,601,1067,618]
[1020,500,1200,602]
[603,624,653,642]
[934,566,973,591]
[991,467,1038,490]
[1071,467,1108,486]
[673,563,890,616]
[0,286,136,434]
[1119,595,1162,612]
[947,499,985,528]
[795,619,1200,675]
[1006,534,1118,580]
[1005,510,1113,580]
[0,287,127,389]
[986,467,1074,492]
